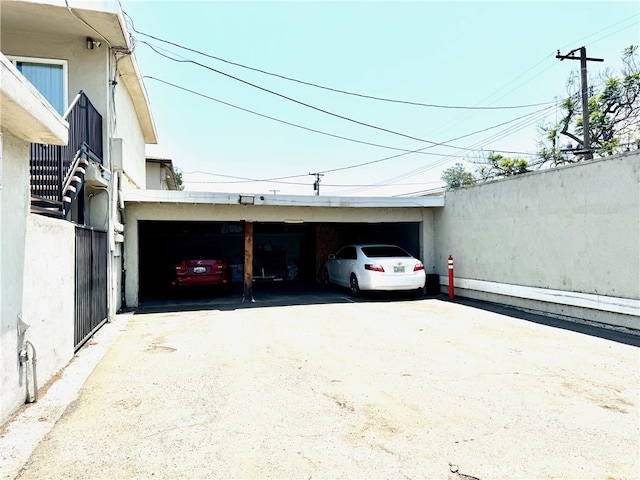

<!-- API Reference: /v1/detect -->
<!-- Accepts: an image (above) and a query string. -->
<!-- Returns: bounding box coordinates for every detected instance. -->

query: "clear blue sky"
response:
[120,1,639,196]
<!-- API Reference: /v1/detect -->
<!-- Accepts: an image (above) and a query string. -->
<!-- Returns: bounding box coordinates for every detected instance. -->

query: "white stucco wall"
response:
[0,133,31,424]
[145,162,164,190]
[0,144,76,426]
[0,50,68,424]
[434,152,640,329]
[113,81,146,188]
[21,214,76,383]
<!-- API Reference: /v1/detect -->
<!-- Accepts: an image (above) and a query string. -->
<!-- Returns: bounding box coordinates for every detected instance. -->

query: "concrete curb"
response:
[0,312,133,480]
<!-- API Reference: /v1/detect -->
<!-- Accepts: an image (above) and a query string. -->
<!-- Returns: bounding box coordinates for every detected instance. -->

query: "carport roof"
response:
[124,190,445,208]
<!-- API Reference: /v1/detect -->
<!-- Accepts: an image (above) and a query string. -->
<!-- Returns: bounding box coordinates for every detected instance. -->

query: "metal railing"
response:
[30,91,103,202]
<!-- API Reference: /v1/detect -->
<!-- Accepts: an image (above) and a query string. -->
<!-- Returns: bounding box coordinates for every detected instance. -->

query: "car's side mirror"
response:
[328,254,336,260]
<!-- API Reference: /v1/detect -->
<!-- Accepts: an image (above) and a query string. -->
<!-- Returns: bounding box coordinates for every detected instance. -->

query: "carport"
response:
[124,191,444,307]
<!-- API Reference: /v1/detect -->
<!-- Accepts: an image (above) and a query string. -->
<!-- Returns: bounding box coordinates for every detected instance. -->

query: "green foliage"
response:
[441,163,475,189]
[174,168,185,191]
[538,45,640,164]
[476,153,529,181]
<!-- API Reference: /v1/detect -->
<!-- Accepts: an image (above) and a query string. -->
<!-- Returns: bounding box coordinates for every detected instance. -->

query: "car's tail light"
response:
[365,263,384,272]
[213,263,227,271]
[174,265,187,274]
[413,263,425,272]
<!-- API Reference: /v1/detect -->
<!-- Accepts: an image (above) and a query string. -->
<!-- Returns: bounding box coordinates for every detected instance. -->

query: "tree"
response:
[476,152,528,181]
[174,168,185,191]
[441,163,475,189]
[539,45,640,164]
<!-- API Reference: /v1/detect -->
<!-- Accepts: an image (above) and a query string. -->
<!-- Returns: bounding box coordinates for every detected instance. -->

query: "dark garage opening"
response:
[138,220,421,301]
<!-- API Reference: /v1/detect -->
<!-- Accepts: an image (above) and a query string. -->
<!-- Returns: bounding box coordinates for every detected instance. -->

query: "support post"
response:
[448,255,454,299]
[243,221,254,302]
[555,47,604,160]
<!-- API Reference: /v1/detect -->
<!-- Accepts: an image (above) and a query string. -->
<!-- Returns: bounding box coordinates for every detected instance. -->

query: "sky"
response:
[119,1,639,197]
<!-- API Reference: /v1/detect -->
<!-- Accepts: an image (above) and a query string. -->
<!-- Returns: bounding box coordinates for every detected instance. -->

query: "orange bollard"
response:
[448,255,454,299]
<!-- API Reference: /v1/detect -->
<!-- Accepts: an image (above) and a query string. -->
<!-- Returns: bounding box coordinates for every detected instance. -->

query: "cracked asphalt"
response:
[2,289,639,479]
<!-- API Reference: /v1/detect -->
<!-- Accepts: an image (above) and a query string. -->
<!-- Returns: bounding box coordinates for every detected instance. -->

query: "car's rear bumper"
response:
[358,271,426,291]
[172,275,229,287]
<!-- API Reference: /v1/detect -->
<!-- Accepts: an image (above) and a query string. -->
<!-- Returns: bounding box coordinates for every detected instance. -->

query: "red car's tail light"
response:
[365,263,385,272]
[213,263,227,271]
[174,265,187,274]
[413,263,425,272]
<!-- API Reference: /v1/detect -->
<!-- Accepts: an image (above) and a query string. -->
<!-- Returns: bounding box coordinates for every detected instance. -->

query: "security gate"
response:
[75,226,108,350]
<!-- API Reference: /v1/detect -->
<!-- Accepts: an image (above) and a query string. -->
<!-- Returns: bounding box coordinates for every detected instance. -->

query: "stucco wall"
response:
[145,162,166,190]
[21,214,76,387]
[0,46,69,424]
[113,81,146,188]
[434,152,640,328]
[0,133,30,424]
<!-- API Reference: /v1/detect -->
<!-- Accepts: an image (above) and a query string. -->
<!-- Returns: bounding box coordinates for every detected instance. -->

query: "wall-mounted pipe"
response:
[19,341,38,403]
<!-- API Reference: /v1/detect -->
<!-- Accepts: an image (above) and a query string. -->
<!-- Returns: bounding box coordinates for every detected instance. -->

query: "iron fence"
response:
[75,226,108,350]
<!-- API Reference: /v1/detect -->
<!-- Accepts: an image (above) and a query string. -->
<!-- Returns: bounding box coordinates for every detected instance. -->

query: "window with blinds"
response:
[8,56,68,115]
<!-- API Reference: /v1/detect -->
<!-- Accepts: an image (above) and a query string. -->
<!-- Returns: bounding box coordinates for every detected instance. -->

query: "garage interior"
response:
[138,220,422,300]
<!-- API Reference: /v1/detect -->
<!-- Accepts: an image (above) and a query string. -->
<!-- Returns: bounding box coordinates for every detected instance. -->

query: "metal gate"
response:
[75,226,108,350]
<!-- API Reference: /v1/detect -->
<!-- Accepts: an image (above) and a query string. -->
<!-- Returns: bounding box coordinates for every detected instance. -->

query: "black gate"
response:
[75,226,108,350]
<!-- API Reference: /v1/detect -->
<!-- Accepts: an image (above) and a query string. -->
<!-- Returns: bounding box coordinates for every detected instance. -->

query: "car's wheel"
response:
[349,274,360,297]
[321,267,330,286]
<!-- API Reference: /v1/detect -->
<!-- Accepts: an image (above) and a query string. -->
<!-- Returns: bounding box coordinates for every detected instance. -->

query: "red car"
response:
[170,259,231,289]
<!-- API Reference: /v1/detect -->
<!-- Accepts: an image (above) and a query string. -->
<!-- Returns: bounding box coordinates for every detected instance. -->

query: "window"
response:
[337,246,357,260]
[8,56,68,115]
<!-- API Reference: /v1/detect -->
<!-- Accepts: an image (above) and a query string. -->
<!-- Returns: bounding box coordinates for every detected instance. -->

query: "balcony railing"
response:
[30,91,103,203]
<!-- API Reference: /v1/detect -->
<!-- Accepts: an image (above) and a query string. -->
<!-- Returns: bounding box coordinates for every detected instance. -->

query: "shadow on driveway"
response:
[135,282,639,347]
[452,297,640,348]
[135,282,425,313]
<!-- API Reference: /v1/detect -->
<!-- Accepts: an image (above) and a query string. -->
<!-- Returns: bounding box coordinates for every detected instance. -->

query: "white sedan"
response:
[321,244,426,296]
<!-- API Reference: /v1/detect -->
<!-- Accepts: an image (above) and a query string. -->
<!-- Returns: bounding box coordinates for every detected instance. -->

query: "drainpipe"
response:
[117,172,127,309]
[19,341,38,403]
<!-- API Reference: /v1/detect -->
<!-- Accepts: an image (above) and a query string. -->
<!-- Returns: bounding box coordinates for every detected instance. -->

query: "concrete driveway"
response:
[3,289,639,480]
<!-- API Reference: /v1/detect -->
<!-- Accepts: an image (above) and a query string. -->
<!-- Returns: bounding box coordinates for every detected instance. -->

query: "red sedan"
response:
[170,259,231,289]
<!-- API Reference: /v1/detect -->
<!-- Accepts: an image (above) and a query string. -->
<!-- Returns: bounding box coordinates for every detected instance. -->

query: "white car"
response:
[321,244,426,296]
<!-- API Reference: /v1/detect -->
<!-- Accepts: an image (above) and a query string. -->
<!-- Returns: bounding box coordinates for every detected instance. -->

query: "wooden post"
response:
[243,221,254,302]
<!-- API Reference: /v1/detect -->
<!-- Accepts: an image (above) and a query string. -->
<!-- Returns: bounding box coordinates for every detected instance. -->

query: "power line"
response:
[333,106,554,195]
[131,28,553,111]
[144,76,547,165]
[143,76,552,195]
[143,76,439,156]
[143,42,538,151]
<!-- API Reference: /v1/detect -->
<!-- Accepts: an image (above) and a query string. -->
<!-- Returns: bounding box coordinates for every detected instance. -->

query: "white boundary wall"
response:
[434,152,640,331]
[21,215,76,381]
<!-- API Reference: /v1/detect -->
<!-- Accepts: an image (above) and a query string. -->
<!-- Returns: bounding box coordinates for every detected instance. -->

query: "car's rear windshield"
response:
[361,246,411,258]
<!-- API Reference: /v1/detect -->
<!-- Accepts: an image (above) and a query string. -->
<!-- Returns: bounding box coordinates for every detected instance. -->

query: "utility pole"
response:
[309,172,324,196]
[556,46,604,160]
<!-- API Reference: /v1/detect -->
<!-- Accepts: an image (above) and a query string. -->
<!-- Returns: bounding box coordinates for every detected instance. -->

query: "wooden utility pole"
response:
[243,221,254,302]
[556,46,604,160]
[309,172,324,196]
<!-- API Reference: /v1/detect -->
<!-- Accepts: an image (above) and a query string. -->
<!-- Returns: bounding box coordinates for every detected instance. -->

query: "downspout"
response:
[118,172,127,309]
[19,340,38,403]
